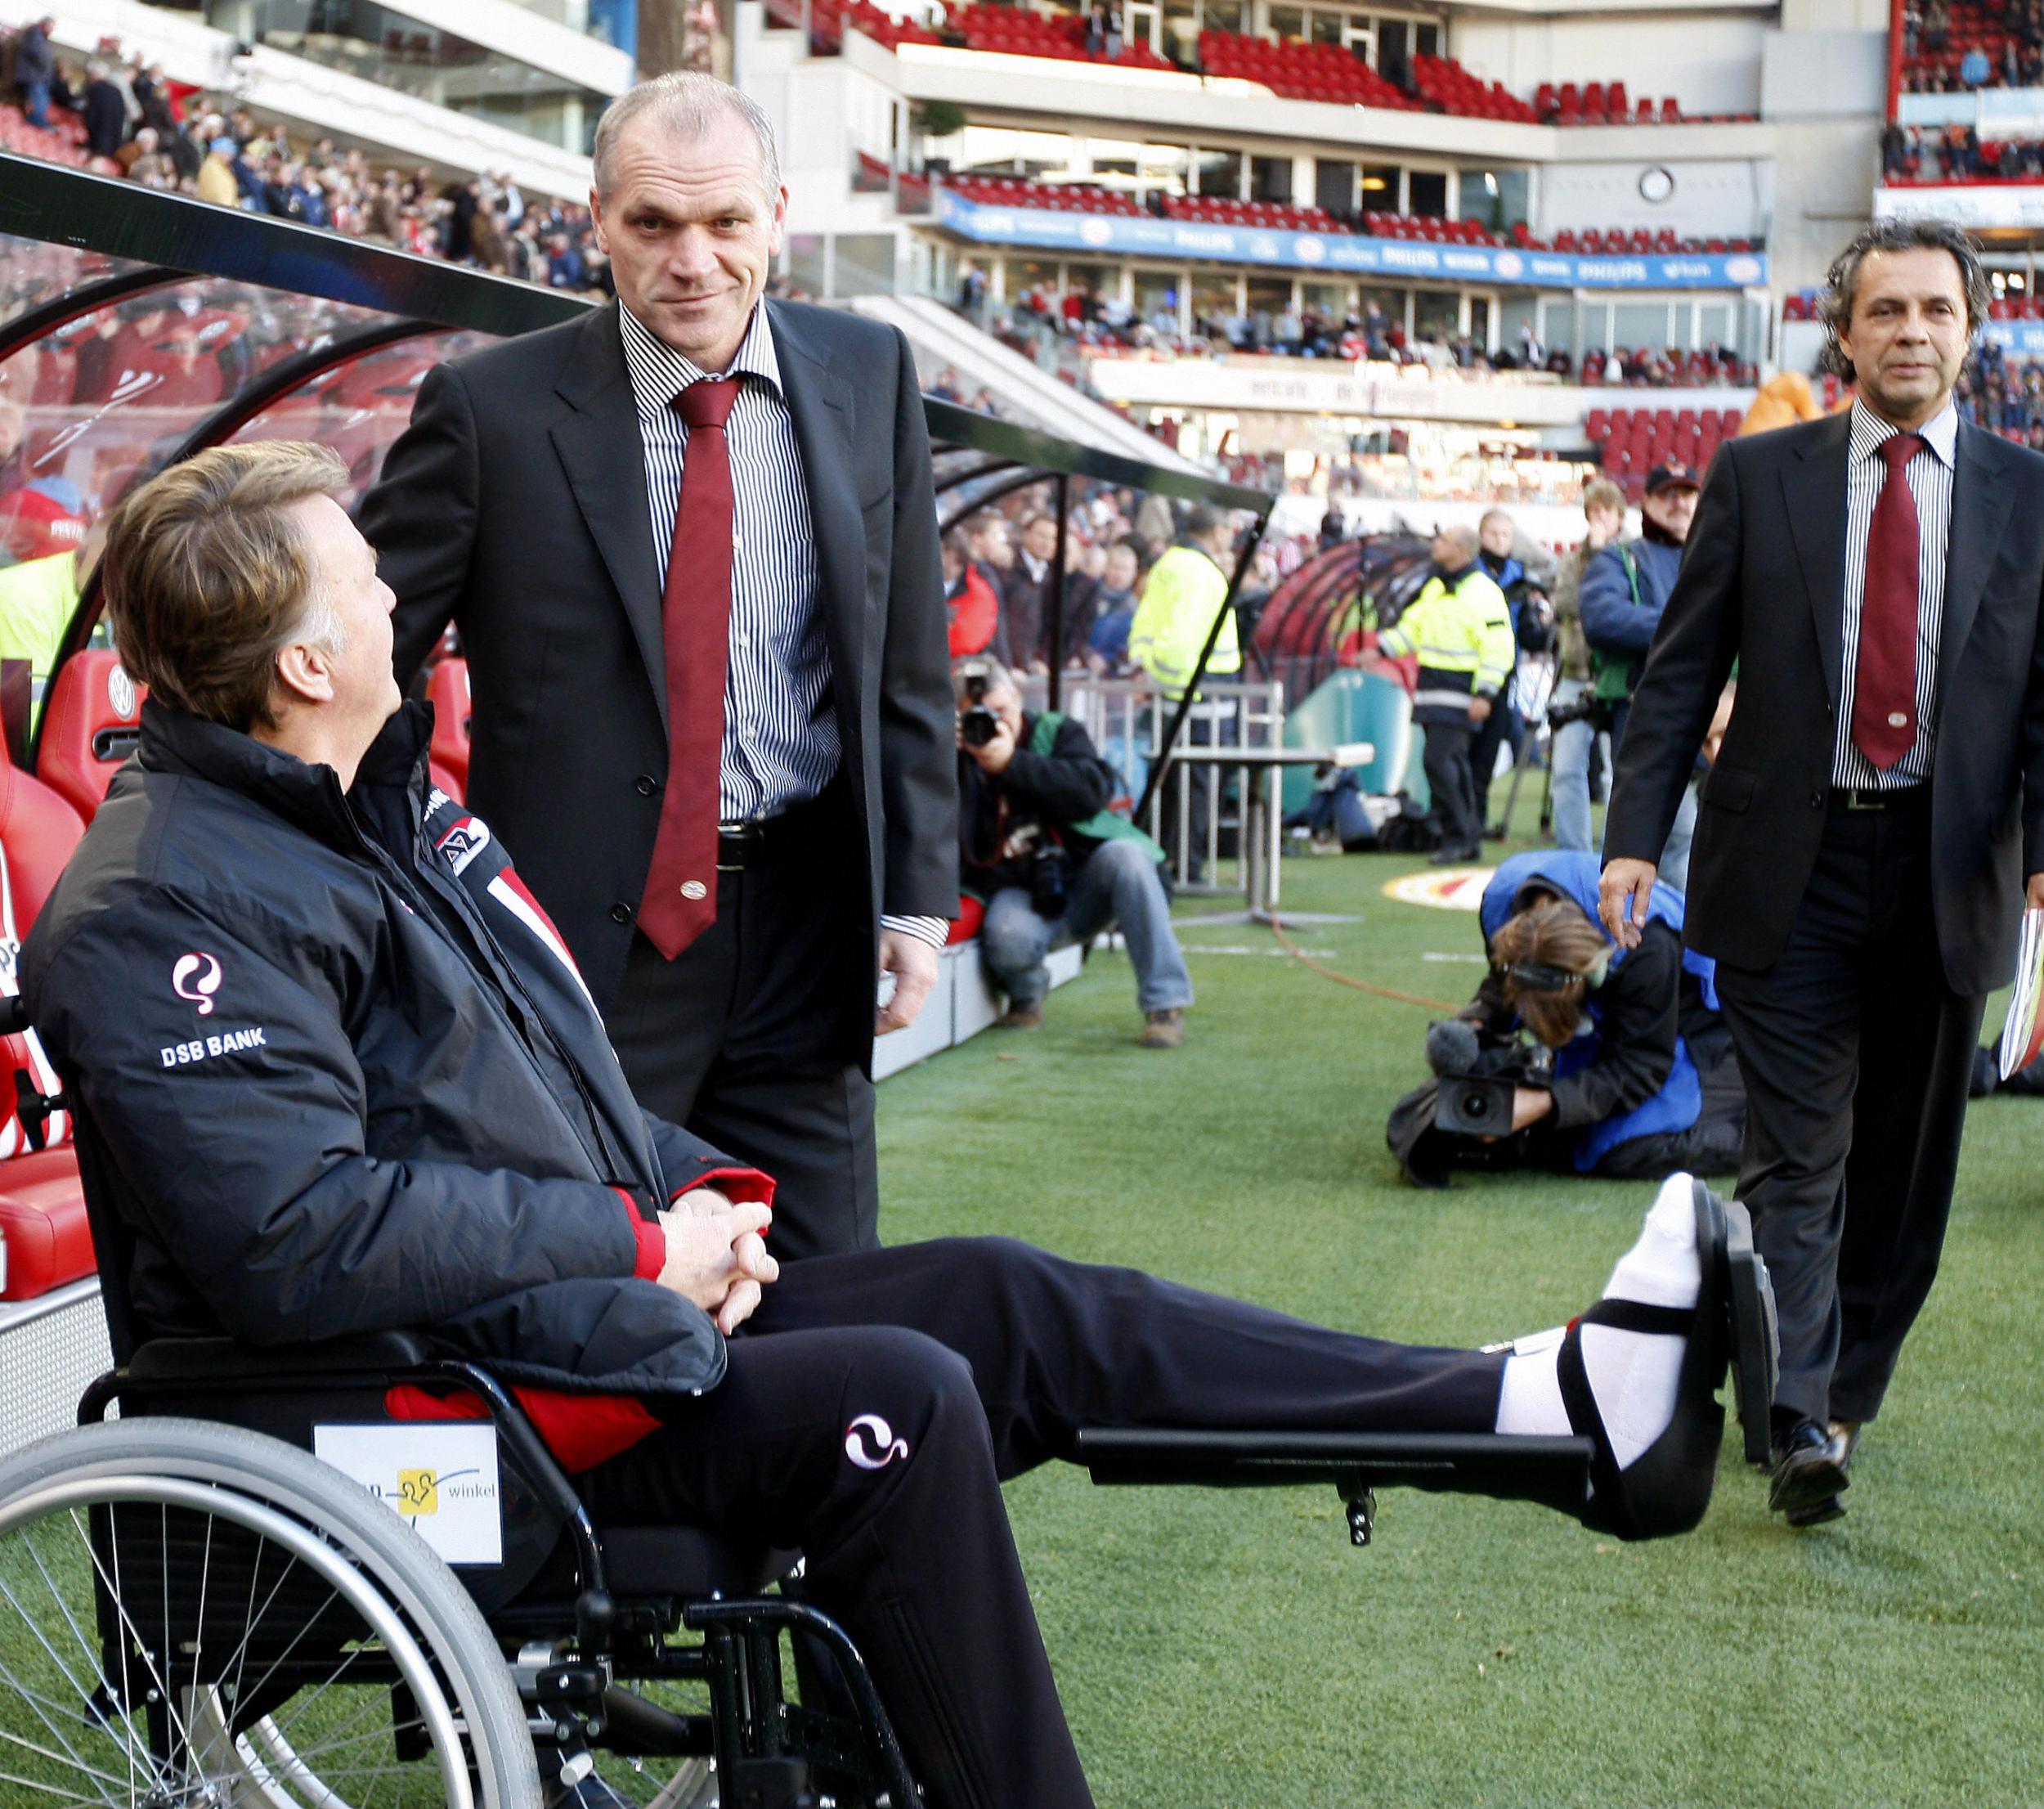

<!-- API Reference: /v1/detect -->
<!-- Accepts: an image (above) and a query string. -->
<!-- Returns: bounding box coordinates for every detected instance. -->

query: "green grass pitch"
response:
[876,845,2044,1809]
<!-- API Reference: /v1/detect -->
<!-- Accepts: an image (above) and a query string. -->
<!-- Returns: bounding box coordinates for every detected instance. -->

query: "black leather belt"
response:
[716,819,772,871]
[1828,785,1930,813]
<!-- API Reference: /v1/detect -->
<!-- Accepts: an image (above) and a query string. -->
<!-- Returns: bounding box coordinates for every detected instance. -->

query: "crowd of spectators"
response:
[1899,0,2044,90]
[1881,119,2044,178]
[961,273,1755,388]
[0,16,612,294]
[941,478,1301,674]
[1955,337,2044,444]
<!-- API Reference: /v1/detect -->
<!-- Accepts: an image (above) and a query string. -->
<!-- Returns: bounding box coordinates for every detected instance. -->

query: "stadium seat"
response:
[428,657,473,800]
[0,1150,93,1300]
[0,731,89,1302]
[36,649,146,824]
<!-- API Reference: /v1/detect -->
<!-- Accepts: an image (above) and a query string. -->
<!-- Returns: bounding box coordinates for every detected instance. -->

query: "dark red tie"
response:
[1853,431,1924,772]
[638,376,742,960]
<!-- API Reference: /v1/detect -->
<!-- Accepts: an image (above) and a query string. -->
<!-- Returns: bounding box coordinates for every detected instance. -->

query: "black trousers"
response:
[576,1237,1505,1809]
[1712,797,1985,1426]
[606,788,880,1261]
[1467,694,1522,829]
[1420,719,1480,848]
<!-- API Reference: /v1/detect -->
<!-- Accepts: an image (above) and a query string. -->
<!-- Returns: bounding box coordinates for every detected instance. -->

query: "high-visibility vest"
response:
[1128,545,1239,698]
[0,550,78,730]
[1376,565,1512,721]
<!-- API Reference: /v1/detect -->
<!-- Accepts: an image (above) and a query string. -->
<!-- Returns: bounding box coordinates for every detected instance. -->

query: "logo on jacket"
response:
[843,1413,910,1471]
[172,951,222,1016]
[434,815,491,877]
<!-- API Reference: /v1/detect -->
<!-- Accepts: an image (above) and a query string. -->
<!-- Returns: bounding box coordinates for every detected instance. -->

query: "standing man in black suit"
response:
[1600,217,2044,1525]
[360,72,956,1261]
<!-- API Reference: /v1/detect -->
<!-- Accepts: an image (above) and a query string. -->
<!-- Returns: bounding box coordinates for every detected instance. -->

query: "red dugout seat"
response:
[0,730,90,1301]
[37,649,146,824]
[427,656,473,801]
[0,1150,94,1300]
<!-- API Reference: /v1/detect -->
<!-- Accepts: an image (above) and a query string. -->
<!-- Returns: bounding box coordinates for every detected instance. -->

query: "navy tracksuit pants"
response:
[576,1237,1505,1809]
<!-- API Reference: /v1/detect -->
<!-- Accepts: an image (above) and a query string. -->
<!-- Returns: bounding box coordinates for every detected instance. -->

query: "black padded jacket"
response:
[24,701,769,1431]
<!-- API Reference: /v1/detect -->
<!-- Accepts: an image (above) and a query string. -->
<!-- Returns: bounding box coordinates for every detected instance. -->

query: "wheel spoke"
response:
[0,1575,140,1790]
[0,1719,132,1791]
[67,1505,205,1783]
[19,1519,154,1797]
[0,1762,116,1805]
[6,1520,158,1782]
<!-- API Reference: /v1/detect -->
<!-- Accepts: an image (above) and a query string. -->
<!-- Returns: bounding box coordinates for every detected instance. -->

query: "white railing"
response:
[1020,674,1288,896]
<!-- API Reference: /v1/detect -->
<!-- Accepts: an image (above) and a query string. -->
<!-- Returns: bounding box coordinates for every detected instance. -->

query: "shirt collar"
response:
[617,298,781,419]
[1850,395,1959,468]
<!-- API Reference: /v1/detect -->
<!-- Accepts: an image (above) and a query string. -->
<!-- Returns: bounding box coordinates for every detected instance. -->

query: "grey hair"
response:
[1435,521,1479,558]
[592,72,781,205]
[1821,216,1989,381]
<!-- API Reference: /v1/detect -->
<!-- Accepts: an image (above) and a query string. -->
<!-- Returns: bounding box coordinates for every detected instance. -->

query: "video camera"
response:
[1425,1019,1552,1137]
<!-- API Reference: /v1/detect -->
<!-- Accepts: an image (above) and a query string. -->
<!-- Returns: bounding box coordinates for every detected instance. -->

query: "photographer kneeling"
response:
[957,660,1193,1048]
[1389,850,1745,1186]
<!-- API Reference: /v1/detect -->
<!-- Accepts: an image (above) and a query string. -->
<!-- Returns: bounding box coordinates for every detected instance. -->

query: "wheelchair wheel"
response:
[0,1416,539,1807]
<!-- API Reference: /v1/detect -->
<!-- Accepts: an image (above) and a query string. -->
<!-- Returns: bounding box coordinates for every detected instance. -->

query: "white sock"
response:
[1494,1174,1702,1470]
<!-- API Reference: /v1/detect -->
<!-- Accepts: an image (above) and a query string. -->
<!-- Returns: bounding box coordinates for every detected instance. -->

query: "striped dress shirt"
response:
[619,302,944,949]
[1833,398,1957,789]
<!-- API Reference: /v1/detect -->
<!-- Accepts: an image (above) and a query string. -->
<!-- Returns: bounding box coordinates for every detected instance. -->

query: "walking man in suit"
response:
[360,73,956,1260]
[1600,217,2044,1525]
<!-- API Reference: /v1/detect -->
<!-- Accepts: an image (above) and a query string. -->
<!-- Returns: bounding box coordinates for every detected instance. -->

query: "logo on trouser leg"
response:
[844,1413,910,1470]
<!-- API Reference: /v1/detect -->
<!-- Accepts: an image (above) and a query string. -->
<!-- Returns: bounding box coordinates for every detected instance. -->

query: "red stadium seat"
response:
[0,731,89,1301]
[36,649,146,824]
[427,657,472,799]
[0,1149,93,1300]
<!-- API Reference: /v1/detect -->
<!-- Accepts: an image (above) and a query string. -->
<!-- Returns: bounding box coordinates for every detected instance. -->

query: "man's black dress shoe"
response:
[1769,1416,1849,1524]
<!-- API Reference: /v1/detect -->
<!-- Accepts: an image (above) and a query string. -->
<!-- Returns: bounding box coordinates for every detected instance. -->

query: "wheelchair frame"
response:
[70,1336,923,1809]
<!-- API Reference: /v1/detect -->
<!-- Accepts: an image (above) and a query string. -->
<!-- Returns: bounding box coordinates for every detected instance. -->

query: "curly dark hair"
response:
[1820,216,1990,382]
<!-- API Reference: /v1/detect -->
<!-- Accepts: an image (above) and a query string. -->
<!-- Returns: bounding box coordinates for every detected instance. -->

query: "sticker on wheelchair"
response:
[314,1424,504,1565]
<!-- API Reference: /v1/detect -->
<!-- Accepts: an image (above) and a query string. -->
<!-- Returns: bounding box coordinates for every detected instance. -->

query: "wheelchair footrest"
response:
[1074,1428,1594,1501]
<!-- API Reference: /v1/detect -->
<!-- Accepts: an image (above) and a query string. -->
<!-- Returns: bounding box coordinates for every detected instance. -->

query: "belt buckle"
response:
[1843,788,1883,812]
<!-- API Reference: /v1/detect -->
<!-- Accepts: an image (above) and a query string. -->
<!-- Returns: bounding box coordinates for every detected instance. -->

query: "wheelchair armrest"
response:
[126,1329,433,1382]
[1074,1428,1594,1497]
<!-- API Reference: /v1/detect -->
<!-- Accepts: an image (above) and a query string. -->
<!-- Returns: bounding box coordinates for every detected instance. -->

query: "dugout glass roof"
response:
[0,152,1270,757]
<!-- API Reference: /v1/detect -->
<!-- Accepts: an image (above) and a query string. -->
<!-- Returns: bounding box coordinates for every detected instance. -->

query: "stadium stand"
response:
[1412,53,1540,123]
[0,102,118,173]
[940,170,1758,258]
[1195,30,1419,106]
[1585,403,1747,498]
[1897,0,2044,91]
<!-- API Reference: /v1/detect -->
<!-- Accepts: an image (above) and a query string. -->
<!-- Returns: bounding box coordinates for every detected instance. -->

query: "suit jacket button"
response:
[1810,790,1823,808]
[611,902,634,923]
[635,774,657,797]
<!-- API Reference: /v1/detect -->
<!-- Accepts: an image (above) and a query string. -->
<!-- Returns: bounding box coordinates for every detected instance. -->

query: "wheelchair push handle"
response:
[0,995,69,1150]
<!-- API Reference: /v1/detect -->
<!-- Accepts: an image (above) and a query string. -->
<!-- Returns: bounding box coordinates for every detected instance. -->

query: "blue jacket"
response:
[1579,536,1683,661]
[1480,850,1716,1170]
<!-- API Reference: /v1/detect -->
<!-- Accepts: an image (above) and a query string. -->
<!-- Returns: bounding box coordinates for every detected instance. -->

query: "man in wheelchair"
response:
[21,445,1775,1809]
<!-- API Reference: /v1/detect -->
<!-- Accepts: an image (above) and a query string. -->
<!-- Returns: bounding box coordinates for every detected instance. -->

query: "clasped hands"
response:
[655,1186,778,1335]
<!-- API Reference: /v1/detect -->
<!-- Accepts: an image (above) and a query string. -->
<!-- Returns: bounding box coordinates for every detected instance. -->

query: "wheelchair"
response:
[0,1074,1778,1809]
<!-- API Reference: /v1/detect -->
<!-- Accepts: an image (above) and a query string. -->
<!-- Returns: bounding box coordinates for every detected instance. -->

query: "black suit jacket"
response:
[358,299,957,1011]
[1606,410,2044,995]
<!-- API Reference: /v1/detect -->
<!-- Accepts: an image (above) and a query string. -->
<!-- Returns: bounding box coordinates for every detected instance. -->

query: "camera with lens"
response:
[1029,842,1072,918]
[957,662,1000,748]
[1425,1019,1550,1136]
[1546,690,1614,734]
[1435,1073,1524,1136]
